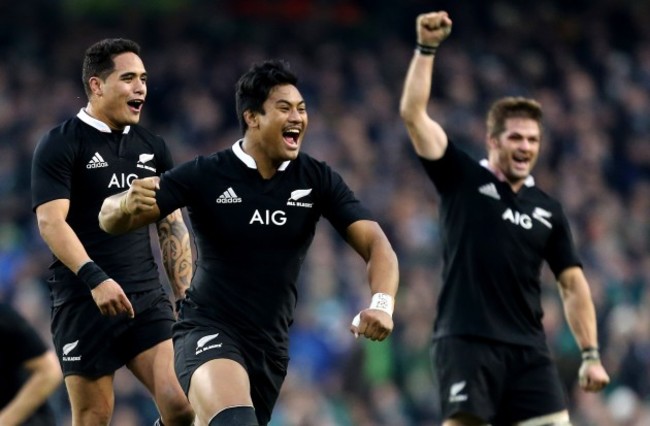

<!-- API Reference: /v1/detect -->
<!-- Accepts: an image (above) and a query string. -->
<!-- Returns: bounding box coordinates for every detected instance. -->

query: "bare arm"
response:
[345,220,399,341]
[399,11,452,160]
[36,199,93,273]
[0,351,62,426]
[557,266,610,392]
[36,199,134,317]
[156,209,193,300]
[99,176,162,235]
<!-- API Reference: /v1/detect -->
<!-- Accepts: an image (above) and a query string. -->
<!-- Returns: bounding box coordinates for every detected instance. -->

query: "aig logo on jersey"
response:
[287,188,313,208]
[502,207,553,230]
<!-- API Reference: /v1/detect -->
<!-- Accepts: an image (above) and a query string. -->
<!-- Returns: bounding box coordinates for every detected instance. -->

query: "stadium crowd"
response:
[1,0,650,424]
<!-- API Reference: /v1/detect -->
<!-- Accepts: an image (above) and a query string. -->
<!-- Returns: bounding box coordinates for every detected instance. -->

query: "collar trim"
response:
[77,109,130,134]
[232,140,290,171]
[480,159,535,187]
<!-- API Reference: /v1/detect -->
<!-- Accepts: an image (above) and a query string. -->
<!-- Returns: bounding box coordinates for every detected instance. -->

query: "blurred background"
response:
[2,0,650,424]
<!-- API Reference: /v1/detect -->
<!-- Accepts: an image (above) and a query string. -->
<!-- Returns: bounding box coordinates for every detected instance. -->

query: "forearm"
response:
[399,52,435,123]
[157,210,193,299]
[0,354,62,425]
[559,274,599,350]
[39,220,92,273]
[366,240,399,299]
[98,192,135,234]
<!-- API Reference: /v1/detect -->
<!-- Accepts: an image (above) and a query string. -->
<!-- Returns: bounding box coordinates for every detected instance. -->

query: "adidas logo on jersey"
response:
[478,183,500,200]
[87,152,108,169]
[216,187,242,204]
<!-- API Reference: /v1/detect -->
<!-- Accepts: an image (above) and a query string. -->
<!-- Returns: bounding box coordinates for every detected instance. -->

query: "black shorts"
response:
[173,298,289,426]
[431,336,567,424]
[51,287,174,377]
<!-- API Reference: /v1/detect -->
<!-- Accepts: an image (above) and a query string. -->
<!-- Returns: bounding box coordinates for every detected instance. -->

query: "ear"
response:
[243,110,258,129]
[89,76,103,97]
[486,135,498,150]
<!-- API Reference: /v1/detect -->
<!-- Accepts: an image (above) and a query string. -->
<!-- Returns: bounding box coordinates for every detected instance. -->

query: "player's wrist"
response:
[415,42,438,55]
[351,293,395,328]
[369,292,395,316]
[581,347,601,363]
[77,261,110,290]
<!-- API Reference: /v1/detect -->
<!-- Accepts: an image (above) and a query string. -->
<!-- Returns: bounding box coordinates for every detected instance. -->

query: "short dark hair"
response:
[486,97,543,138]
[235,59,298,134]
[81,38,141,98]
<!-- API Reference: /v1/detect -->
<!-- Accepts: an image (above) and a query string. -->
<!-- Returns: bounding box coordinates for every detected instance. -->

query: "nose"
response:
[134,79,146,95]
[288,107,303,122]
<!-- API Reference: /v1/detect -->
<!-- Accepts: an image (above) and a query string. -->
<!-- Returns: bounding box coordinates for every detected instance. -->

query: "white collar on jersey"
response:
[480,159,535,187]
[232,139,290,171]
[77,108,131,134]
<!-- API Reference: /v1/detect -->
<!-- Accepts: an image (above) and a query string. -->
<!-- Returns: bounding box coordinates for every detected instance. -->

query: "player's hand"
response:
[350,309,393,341]
[91,280,135,318]
[578,359,609,392]
[416,11,452,48]
[124,176,160,214]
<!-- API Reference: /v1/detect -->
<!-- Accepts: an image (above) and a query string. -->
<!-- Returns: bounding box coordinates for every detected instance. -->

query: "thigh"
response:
[190,358,253,424]
[127,338,179,396]
[431,337,506,423]
[64,374,115,424]
[499,347,568,424]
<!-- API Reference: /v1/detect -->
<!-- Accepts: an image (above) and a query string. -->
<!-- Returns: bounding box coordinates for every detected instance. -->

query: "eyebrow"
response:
[119,71,147,79]
[275,99,305,106]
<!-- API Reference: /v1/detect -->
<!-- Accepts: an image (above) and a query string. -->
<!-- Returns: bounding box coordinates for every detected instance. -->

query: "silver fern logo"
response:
[62,340,82,362]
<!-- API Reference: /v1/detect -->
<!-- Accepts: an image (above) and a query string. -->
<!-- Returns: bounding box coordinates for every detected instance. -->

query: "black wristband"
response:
[416,43,438,55]
[581,347,600,362]
[77,261,110,290]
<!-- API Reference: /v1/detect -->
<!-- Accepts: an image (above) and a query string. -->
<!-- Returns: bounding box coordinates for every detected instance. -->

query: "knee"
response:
[75,407,112,426]
[160,393,194,426]
[208,406,258,426]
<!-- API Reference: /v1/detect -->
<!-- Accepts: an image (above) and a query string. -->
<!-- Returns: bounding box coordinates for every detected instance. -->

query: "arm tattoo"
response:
[157,210,193,299]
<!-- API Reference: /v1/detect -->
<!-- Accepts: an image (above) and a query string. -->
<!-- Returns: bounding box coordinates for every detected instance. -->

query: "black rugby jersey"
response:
[31,109,174,305]
[420,142,581,347]
[0,304,56,425]
[156,140,372,352]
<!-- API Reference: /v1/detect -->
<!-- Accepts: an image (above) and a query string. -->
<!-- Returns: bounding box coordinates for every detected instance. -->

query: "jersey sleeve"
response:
[319,163,373,236]
[31,128,76,211]
[155,157,199,218]
[544,204,583,277]
[418,142,468,195]
[0,305,48,365]
[156,136,175,173]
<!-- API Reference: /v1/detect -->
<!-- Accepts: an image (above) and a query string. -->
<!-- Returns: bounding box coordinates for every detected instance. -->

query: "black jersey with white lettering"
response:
[156,141,372,352]
[420,142,581,347]
[31,109,174,306]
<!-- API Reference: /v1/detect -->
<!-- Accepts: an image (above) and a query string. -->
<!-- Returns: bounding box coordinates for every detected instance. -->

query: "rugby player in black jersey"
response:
[0,303,63,426]
[98,59,399,426]
[399,11,609,426]
[31,39,194,426]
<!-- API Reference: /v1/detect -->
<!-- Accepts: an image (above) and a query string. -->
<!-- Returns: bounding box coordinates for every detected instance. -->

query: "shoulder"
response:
[34,117,83,157]
[128,125,167,147]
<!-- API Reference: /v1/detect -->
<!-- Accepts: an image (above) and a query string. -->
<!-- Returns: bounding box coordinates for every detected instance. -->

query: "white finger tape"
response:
[352,313,361,327]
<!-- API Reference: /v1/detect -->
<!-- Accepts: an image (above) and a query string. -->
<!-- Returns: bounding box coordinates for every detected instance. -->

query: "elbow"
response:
[36,216,58,241]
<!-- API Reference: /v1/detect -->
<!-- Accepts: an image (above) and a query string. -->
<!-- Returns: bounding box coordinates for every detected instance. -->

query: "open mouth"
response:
[513,155,530,170]
[283,128,300,146]
[127,99,144,112]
